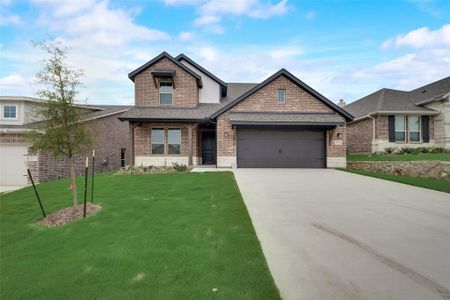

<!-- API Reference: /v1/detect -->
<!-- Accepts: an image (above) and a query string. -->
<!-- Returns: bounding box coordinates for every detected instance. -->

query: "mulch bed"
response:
[37,203,102,227]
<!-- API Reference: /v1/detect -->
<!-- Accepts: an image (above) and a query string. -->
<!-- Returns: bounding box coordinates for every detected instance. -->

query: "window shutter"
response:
[422,116,430,143]
[388,115,395,142]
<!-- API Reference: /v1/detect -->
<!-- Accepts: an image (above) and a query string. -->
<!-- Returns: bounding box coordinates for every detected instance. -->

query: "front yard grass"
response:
[341,169,450,193]
[347,152,450,162]
[0,172,280,299]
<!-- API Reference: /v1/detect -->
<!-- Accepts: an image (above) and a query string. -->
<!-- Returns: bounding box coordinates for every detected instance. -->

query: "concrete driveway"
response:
[0,185,26,193]
[233,169,450,300]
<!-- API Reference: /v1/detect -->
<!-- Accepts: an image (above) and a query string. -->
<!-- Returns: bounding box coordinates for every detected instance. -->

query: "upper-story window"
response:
[3,105,18,119]
[278,89,285,104]
[159,81,173,105]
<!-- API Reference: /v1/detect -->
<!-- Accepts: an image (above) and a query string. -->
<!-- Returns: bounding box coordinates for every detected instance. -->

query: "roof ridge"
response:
[376,89,386,111]
[128,52,203,88]
[175,53,227,88]
[409,75,450,93]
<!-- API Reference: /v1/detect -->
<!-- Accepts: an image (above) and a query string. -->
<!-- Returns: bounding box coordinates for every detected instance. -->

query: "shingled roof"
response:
[344,76,450,119]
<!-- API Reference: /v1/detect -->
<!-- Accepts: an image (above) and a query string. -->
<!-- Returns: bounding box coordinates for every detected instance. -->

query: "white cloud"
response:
[270,47,301,59]
[0,74,32,95]
[350,50,449,89]
[171,0,288,33]
[248,0,288,19]
[163,0,204,5]
[207,24,224,34]
[178,31,195,41]
[305,10,315,20]
[32,0,98,17]
[33,0,170,47]
[343,24,450,101]
[199,0,287,19]
[381,24,450,49]
[193,15,221,26]
[0,14,22,25]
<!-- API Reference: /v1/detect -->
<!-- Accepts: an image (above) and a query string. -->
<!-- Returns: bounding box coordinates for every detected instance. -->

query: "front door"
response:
[202,131,216,165]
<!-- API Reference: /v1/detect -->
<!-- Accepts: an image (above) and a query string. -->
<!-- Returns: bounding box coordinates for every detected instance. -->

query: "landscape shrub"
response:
[172,162,188,172]
[416,147,429,154]
[115,165,187,175]
[384,147,396,154]
[399,147,414,154]
[430,147,444,153]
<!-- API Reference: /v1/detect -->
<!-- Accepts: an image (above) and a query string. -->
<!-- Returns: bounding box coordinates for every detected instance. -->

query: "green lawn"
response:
[341,169,450,193]
[0,172,279,300]
[348,152,450,162]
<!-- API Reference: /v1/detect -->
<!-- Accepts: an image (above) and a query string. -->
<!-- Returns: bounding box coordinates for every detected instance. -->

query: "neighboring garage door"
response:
[237,128,325,168]
[0,145,28,186]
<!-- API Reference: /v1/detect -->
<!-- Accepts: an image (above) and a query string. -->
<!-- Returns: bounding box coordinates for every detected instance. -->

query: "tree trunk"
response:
[70,157,78,207]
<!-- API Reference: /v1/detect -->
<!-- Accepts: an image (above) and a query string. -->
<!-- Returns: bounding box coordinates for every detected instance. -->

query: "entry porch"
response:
[129,121,216,167]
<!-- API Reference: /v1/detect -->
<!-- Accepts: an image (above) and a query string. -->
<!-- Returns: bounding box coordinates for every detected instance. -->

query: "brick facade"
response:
[134,57,199,108]
[0,133,27,144]
[346,118,373,153]
[1,113,130,183]
[36,114,131,181]
[216,74,347,166]
[133,122,200,166]
[347,115,436,154]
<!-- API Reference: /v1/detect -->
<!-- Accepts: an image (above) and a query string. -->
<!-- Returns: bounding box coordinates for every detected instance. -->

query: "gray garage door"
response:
[237,128,325,168]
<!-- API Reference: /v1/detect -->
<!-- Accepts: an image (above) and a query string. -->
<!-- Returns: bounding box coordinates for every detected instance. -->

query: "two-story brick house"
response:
[0,96,131,187]
[119,52,353,168]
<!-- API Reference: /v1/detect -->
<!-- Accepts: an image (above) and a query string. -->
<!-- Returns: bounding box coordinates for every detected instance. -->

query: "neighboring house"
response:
[0,96,131,186]
[345,77,450,153]
[119,52,353,169]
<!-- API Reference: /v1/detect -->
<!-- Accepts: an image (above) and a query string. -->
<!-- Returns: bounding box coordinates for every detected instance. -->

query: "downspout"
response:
[368,114,376,154]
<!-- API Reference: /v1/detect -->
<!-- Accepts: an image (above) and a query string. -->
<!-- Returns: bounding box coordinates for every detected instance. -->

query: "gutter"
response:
[348,110,440,124]
[0,128,32,133]
[415,92,450,106]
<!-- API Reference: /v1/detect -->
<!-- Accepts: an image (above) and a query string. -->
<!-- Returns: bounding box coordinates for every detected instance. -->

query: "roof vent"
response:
[338,99,346,107]
[422,89,427,93]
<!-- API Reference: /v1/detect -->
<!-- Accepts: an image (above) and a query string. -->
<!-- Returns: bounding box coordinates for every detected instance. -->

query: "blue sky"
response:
[0,0,449,105]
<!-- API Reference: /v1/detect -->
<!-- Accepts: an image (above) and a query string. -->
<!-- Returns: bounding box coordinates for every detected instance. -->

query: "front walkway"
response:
[233,169,450,300]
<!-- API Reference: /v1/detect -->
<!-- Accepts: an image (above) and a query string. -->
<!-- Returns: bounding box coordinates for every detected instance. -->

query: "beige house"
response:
[345,77,450,153]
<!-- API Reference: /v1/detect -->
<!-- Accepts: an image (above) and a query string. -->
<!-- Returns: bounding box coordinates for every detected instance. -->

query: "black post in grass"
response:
[91,150,95,203]
[26,162,46,218]
[83,157,88,218]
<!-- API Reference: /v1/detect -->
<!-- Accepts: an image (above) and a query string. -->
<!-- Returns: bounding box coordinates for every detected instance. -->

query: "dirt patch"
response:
[38,203,102,227]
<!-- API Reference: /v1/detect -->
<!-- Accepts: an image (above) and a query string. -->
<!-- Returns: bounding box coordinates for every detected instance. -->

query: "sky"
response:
[0,0,449,105]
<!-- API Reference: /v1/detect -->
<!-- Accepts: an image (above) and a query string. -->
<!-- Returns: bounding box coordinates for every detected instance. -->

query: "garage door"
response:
[0,145,28,186]
[237,128,325,168]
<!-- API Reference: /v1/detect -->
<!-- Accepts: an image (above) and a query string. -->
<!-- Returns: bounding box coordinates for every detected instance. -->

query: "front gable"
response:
[132,55,200,108]
[232,74,333,113]
[211,69,353,121]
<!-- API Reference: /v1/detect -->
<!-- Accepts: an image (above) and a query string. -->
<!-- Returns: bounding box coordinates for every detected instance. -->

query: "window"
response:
[3,105,17,119]
[168,128,181,154]
[408,116,421,142]
[159,81,173,105]
[278,89,285,104]
[395,115,405,142]
[151,128,165,154]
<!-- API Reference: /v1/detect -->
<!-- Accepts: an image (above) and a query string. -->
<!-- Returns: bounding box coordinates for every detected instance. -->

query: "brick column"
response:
[188,124,193,166]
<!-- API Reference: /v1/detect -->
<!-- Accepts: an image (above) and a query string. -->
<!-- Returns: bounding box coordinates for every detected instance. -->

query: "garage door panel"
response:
[237,128,325,168]
[0,145,28,186]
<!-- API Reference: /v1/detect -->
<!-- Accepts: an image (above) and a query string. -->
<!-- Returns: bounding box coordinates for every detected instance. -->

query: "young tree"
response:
[28,40,91,208]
